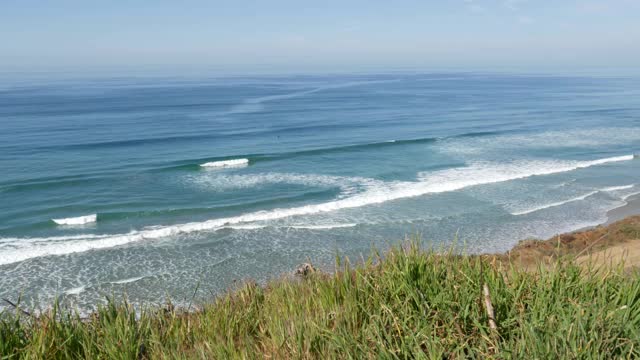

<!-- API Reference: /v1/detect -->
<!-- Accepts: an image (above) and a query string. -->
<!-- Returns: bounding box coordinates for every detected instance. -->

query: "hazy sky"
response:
[1,0,639,73]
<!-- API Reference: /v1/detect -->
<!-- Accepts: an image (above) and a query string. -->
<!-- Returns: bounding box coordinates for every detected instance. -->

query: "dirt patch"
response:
[491,216,640,271]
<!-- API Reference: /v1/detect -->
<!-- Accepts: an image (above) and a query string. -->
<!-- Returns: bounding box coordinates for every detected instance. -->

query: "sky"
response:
[1,0,640,73]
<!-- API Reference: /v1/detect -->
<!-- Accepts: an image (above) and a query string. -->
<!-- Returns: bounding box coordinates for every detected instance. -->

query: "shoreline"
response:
[606,194,640,224]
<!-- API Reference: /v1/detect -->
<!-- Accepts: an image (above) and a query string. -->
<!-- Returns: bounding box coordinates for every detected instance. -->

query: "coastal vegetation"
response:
[2,217,640,359]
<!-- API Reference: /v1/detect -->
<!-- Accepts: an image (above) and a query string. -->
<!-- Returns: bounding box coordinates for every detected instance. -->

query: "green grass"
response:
[2,241,640,359]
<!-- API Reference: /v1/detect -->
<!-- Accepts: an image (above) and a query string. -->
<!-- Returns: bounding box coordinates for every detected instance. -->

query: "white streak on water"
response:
[110,276,145,285]
[600,185,634,192]
[200,158,249,168]
[511,184,636,216]
[511,191,599,216]
[52,214,97,226]
[64,286,85,295]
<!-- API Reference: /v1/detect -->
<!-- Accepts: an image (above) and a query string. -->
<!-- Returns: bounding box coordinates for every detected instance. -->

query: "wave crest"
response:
[52,214,97,226]
[200,159,249,168]
[1,154,634,266]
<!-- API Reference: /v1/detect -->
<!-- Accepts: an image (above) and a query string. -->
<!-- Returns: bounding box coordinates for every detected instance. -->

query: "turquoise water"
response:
[1,73,639,310]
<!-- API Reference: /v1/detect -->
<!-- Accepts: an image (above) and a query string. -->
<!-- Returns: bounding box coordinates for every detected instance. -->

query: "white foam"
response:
[0,232,118,245]
[511,191,599,216]
[509,184,635,216]
[441,128,640,156]
[110,276,145,285]
[187,172,379,196]
[200,158,249,168]
[0,154,633,266]
[601,185,635,192]
[223,224,268,230]
[222,223,356,230]
[286,223,357,229]
[52,214,97,226]
[623,191,640,201]
[414,156,634,200]
[65,286,85,295]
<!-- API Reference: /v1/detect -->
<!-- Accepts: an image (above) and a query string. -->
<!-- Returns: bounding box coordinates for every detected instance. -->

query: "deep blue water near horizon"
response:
[1,72,639,311]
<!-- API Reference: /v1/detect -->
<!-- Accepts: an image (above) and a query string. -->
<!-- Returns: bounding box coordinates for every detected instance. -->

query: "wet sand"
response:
[607,194,640,224]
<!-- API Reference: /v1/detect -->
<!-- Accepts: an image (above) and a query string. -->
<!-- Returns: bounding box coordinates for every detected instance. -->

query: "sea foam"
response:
[200,158,249,168]
[110,276,145,285]
[0,154,634,266]
[52,214,97,226]
[511,184,636,216]
[511,191,599,216]
[623,191,640,201]
[600,185,635,192]
[187,172,379,197]
[64,286,86,295]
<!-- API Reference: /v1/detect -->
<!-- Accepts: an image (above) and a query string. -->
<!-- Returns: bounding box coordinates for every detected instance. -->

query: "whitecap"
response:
[200,158,249,168]
[600,185,635,192]
[52,214,97,226]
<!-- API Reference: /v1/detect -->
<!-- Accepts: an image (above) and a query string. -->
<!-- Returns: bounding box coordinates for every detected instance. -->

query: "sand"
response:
[499,212,640,272]
[606,194,640,224]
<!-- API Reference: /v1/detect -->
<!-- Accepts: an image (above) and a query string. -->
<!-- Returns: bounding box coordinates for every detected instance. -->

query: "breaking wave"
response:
[52,214,97,226]
[0,154,634,266]
[200,158,249,168]
[511,184,636,216]
[511,191,599,216]
[600,185,635,192]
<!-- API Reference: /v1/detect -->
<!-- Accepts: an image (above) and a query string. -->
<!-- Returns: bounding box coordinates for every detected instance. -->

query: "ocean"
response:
[1,72,639,311]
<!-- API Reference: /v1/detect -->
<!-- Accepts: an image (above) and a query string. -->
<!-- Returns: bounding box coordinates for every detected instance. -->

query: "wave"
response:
[623,191,640,201]
[440,127,640,156]
[416,155,634,191]
[159,131,503,173]
[511,191,599,216]
[52,214,97,226]
[222,224,268,230]
[0,154,634,266]
[173,138,437,171]
[511,184,636,216]
[600,185,635,192]
[93,189,338,222]
[187,172,380,196]
[11,133,219,154]
[200,158,249,168]
[221,223,356,230]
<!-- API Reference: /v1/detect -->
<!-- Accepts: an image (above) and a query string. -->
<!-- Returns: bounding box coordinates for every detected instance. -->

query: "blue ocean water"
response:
[1,72,639,310]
